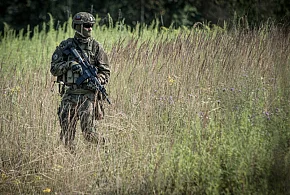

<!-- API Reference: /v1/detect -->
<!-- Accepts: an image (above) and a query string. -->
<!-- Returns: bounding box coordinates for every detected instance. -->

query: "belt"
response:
[67,83,97,92]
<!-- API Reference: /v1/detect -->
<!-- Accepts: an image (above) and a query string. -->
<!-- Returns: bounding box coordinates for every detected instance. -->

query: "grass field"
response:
[1,17,290,194]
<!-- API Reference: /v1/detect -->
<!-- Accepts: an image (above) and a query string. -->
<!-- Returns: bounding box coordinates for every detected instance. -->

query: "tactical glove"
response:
[97,74,107,85]
[86,80,97,91]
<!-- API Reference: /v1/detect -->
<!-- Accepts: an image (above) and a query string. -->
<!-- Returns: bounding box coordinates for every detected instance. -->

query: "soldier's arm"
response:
[50,41,70,76]
[95,44,110,85]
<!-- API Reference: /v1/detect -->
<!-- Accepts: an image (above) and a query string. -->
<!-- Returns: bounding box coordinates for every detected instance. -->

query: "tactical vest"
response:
[59,38,97,86]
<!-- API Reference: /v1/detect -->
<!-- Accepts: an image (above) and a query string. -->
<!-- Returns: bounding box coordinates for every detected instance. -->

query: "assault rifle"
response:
[64,46,111,104]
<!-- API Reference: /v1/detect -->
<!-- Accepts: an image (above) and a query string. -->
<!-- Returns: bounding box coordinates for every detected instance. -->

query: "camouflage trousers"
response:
[57,92,104,150]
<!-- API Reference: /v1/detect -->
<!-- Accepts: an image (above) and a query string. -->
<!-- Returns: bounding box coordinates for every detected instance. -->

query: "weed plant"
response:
[0,16,290,194]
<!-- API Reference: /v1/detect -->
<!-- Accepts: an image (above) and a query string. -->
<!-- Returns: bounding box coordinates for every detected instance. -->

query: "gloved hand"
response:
[71,62,83,75]
[97,74,107,85]
[86,80,97,91]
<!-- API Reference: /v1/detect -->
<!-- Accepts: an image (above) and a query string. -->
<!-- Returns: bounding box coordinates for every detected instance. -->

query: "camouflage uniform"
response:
[50,12,110,151]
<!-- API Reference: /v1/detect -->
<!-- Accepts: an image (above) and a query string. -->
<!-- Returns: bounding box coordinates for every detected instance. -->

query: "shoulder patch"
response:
[52,53,59,60]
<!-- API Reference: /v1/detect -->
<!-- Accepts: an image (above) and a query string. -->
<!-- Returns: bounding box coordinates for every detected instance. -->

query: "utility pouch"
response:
[56,76,65,96]
[66,69,73,84]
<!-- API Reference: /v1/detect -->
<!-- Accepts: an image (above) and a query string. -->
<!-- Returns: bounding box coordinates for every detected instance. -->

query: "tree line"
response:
[0,0,289,33]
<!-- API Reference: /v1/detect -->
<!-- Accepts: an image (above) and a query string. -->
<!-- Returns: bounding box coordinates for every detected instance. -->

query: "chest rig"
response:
[62,38,97,85]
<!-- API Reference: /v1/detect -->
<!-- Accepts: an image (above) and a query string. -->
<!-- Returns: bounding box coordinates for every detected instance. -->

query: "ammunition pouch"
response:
[56,76,65,96]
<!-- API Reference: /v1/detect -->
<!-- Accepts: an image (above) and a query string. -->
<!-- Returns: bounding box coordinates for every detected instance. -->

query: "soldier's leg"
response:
[79,95,99,143]
[58,97,78,151]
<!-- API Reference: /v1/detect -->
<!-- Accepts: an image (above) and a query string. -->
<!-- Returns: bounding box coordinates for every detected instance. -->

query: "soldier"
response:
[50,12,110,152]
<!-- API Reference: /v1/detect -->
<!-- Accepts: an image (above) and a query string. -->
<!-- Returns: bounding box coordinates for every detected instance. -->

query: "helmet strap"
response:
[75,24,86,38]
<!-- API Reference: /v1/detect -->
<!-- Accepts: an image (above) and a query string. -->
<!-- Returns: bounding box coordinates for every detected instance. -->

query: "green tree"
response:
[0,0,290,33]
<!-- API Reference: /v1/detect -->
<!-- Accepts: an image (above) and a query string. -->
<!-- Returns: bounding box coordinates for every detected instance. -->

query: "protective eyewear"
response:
[83,23,93,28]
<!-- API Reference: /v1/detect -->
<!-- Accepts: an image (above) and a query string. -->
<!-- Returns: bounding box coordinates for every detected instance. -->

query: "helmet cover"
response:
[72,12,95,29]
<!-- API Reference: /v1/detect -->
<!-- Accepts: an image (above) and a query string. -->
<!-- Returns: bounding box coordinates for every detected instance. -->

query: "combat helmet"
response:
[72,12,96,29]
[72,12,96,39]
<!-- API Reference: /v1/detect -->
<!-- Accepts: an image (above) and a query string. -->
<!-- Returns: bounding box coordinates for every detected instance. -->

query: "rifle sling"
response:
[72,39,91,64]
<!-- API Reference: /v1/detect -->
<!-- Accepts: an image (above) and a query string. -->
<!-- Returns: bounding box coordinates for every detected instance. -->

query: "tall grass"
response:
[1,17,290,194]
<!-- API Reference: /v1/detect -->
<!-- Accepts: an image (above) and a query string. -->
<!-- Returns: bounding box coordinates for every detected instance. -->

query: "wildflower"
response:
[35,175,42,181]
[10,86,21,93]
[169,96,174,104]
[264,111,270,116]
[168,75,175,85]
[264,111,270,120]
[13,179,21,185]
[198,112,204,117]
[1,173,6,180]
[43,188,51,193]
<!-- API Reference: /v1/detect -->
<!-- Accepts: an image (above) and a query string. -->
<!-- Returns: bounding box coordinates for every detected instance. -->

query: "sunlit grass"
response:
[1,17,290,194]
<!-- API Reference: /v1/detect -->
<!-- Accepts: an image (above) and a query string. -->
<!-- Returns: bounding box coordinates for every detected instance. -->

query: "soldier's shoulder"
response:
[89,38,100,46]
[59,38,74,48]
[90,38,103,53]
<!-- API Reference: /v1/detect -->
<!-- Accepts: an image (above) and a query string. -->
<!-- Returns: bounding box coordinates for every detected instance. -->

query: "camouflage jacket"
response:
[50,36,110,94]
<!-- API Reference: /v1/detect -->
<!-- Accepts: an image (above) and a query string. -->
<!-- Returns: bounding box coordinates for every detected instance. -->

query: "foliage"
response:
[0,17,290,194]
[0,0,290,33]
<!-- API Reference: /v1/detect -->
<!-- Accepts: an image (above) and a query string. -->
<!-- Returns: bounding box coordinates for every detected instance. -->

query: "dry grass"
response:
[1,19,290,194]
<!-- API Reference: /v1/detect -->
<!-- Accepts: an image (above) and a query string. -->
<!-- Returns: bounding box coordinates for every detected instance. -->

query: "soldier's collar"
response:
[74,34,90,43]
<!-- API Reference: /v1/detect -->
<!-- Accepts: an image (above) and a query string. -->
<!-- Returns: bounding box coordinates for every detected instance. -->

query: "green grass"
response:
[1,17,290,194]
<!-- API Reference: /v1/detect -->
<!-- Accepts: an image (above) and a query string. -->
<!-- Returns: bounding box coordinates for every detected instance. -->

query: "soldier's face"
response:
[83,23,93,37]
[75,24,93,38]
